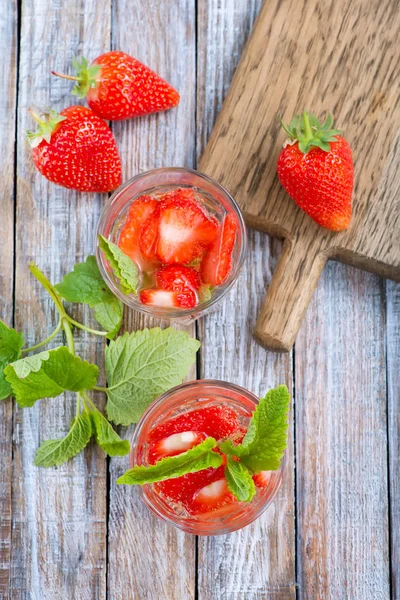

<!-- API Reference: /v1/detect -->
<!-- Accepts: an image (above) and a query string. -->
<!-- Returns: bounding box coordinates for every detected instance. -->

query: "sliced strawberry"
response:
[253,471,272,488]
[192,478,237,513]
[201,213,238,286]
[148,431,207,462]
[139,288,196,309]
[156,264,201,292]
[118,196,158,270]
[138,202,161,261]
[139,289,179,307]
[154,465,225,512]
[139,189,218,265]
[148,405,240,443]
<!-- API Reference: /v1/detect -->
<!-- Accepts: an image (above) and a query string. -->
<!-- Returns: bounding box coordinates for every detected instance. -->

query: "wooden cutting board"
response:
[200,0,400,352]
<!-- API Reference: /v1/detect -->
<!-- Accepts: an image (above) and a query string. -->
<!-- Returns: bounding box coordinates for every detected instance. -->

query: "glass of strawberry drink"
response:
[118,381,288,535]
[96,168,246,320]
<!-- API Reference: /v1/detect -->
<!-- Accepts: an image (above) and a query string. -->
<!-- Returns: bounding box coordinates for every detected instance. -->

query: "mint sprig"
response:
[55,255,123,339]
[116,438,222,485]
[0,261,200,467]
[98,235,140,295]
[220,385,290,472]
[117,385,290,503]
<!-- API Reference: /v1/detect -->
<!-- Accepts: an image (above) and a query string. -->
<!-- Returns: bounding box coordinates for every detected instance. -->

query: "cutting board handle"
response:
[254,238,327,352]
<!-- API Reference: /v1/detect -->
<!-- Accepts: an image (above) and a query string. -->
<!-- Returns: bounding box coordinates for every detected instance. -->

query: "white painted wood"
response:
[11,0,111,597]
[387,280,400,599]
[295,263,390,599]
[0,1,17,598]
[106,1,197,598]
[3,1,397,598]
[196,4,295,598]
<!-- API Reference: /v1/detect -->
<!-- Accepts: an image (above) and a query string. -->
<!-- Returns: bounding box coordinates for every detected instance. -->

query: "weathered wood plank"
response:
[199,0,400,352]
[197,234,295,600]
[196,2,295,597]
[387,280,400,599]
[11,0,111,598]
[295,264,389,599]
[107,2,197,598]
[0,0,18,598]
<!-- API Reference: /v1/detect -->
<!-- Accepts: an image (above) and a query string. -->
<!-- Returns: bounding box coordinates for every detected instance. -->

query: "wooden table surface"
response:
[0,1,399,599]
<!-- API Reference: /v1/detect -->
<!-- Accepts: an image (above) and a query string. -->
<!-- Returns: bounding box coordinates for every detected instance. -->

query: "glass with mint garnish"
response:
[117,381,289,535]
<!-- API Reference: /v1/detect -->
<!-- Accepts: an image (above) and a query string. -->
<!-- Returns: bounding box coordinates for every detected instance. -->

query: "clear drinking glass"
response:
[130,380,285,536]
[96,168,247,322]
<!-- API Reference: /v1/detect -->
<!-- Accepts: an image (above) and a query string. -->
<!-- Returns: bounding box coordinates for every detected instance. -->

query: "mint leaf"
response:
[105,327,200,425]
[198,284,213,303]
[4,346,99,407]
[34,411,93,467]
[117,437,221,485]
[55,256,123,339]
[93,301,123,339]
[0,320,24,400]
[224,455,256,502]
[98,235,140,295]
[90,410,130,456]
[220,385,290,472]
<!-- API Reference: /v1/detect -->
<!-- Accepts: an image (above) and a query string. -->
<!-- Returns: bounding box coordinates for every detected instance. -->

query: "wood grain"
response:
[106,2,197,598]
[387,280,400,599]
[196,1,295,597]
[11,0,111,597]
[295,264,389,599]
[200,0,400,351]
[0,0,17,598]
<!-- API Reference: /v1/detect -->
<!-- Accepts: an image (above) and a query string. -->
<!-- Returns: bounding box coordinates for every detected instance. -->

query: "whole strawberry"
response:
[27,106,122,192]
[52,51,180,121]
[277,112,354,231]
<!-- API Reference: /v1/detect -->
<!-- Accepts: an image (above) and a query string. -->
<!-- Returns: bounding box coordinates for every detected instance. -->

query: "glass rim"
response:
[131,379,286,536]
[95,167,247,319]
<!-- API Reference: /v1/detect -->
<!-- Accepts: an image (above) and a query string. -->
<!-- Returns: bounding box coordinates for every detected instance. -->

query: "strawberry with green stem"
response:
[27,106,122,193]
[52,52,180,121]
[277,112,354,231]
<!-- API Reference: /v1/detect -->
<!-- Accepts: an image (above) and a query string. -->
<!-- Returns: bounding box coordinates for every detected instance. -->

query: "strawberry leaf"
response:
[117,437,221,485]
[280,111,341,154]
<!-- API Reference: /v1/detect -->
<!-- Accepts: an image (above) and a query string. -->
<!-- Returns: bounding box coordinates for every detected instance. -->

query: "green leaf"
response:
[198,284,213,303]
[321,113,333,130]
[105,327,200,425]
[55,256,123,339]
[4,346,99,407]
[34,411,93,467]
[280,112,341,154]
[117,437,222,485]
[220,385,290,472]
[0,320,24,400]
[98,235,140,295]
[90,410,130,457]
[70,56,102,98]
[224,455,256,502]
